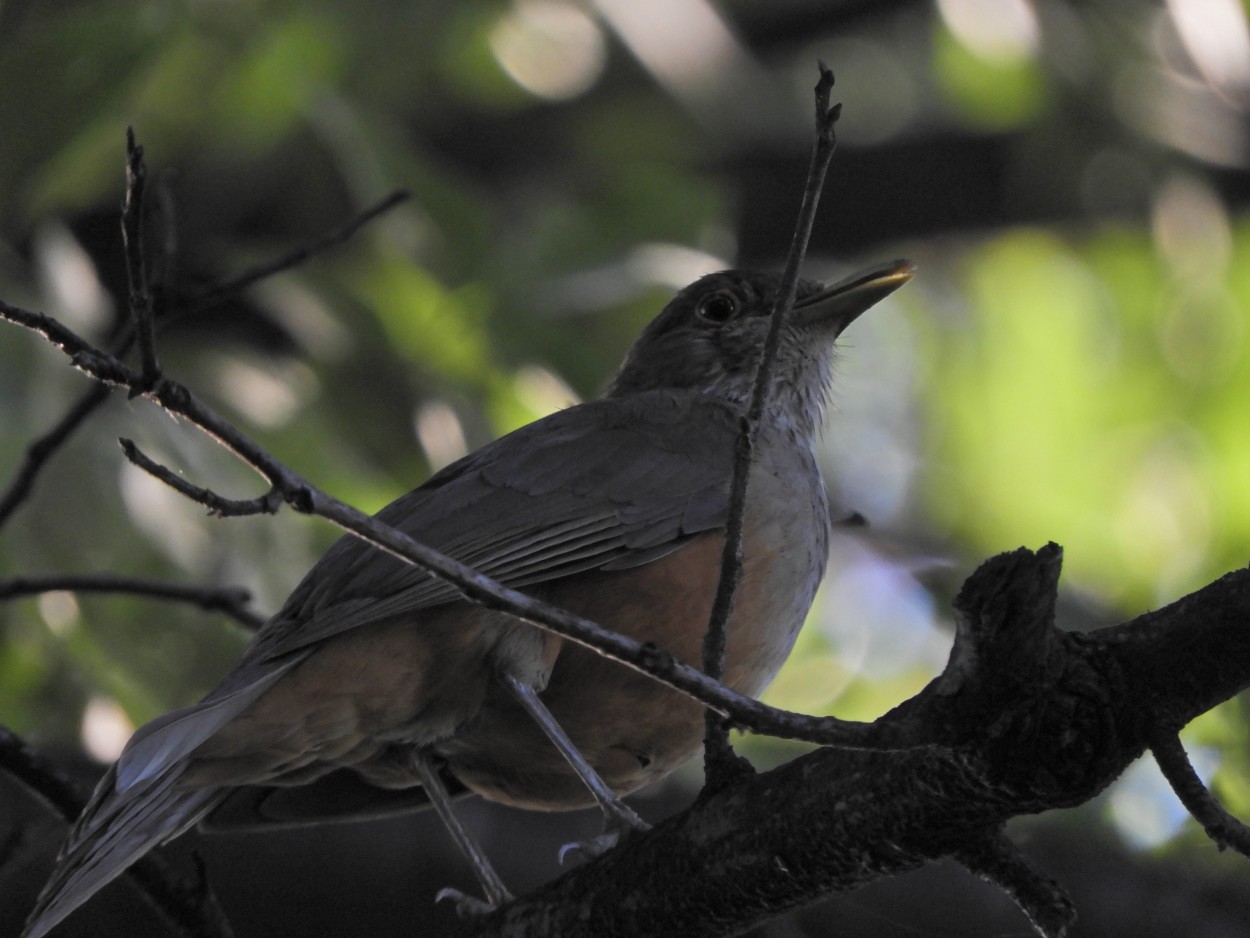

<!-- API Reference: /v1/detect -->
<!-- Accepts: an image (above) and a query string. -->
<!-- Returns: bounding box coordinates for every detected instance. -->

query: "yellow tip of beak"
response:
[794,258,915,335]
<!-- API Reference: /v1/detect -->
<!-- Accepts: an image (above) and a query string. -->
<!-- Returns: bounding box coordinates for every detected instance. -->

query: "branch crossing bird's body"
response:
[23,262,914,937]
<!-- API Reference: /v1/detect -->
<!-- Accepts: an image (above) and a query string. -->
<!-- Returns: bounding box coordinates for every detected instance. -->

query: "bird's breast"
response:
[440,443,830,809]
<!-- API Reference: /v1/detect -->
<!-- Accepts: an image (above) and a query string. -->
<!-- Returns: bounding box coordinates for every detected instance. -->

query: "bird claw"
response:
[435,887,507,917]
[559,832,615,864]
[559,813,651,864]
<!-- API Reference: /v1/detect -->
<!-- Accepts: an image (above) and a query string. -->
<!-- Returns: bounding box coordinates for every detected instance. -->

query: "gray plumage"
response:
[23,262,913,937]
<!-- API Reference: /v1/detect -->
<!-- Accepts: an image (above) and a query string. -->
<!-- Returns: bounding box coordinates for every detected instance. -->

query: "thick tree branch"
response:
[466,545,1250,938]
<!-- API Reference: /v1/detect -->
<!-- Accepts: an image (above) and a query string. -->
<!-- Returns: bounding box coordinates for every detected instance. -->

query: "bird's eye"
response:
[695,290,739,324]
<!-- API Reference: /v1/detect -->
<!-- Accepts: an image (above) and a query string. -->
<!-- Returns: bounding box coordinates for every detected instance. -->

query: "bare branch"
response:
[179,188,411,314]
[0,574,264,631]
[1150,728,1250,857]
[0,383,111,530]
[119,438,283,519]
[469,546,1250,938]
[700,63,843,786]
[0,179,409,535]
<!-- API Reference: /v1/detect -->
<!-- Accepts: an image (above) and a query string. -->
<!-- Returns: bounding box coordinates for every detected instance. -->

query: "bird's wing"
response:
[21,391,742,937]
[254,389,739,658]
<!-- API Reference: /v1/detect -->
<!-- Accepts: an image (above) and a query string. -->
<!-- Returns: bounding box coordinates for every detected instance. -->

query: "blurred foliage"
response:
[2,0,1250,925]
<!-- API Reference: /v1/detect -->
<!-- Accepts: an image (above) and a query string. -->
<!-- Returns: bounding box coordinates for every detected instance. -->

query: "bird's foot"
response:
[558,808,651,863]
[558,831,619,864]
[435,886,511,918]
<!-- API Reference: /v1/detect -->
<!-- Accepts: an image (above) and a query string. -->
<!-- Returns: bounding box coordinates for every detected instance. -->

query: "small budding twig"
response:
[700,63,844,787]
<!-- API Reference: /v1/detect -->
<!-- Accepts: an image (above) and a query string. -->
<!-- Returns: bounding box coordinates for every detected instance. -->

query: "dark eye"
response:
[695,290,739,324]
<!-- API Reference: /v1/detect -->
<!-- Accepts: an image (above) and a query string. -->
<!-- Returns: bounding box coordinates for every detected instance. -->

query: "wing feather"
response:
[257,390,738,657]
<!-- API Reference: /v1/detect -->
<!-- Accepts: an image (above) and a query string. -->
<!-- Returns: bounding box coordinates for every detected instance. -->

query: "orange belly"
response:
[187,498,825,809]
[438,524,821,809]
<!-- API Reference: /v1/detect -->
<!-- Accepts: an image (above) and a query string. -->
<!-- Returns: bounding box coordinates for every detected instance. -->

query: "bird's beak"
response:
[793,258,916,336]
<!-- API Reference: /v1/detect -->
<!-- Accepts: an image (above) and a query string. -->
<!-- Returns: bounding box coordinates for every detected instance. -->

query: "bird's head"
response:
[608,259,915,434]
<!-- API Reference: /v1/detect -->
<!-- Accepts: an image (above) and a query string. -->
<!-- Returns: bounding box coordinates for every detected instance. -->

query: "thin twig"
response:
[1150,727,1250,856]
[181,188,411,312]
[122,128,159,388]
[0,147,413,938]
[120,438,284,518]
[0,573,264,631]
[0,383,111,530]
[0,296,916,752]
[0,187,409,531]
[700,64,843,786]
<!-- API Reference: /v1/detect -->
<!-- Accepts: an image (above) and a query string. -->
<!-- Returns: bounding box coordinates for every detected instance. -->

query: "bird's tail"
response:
[21,762,223,938]
[21,658,300,938]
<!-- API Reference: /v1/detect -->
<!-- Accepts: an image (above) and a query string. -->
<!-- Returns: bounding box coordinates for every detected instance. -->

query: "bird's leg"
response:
[503,674,650,861]
[407,750,513,915]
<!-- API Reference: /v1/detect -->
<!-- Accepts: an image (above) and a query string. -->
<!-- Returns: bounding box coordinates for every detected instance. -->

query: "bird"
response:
[23,258,914,937]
